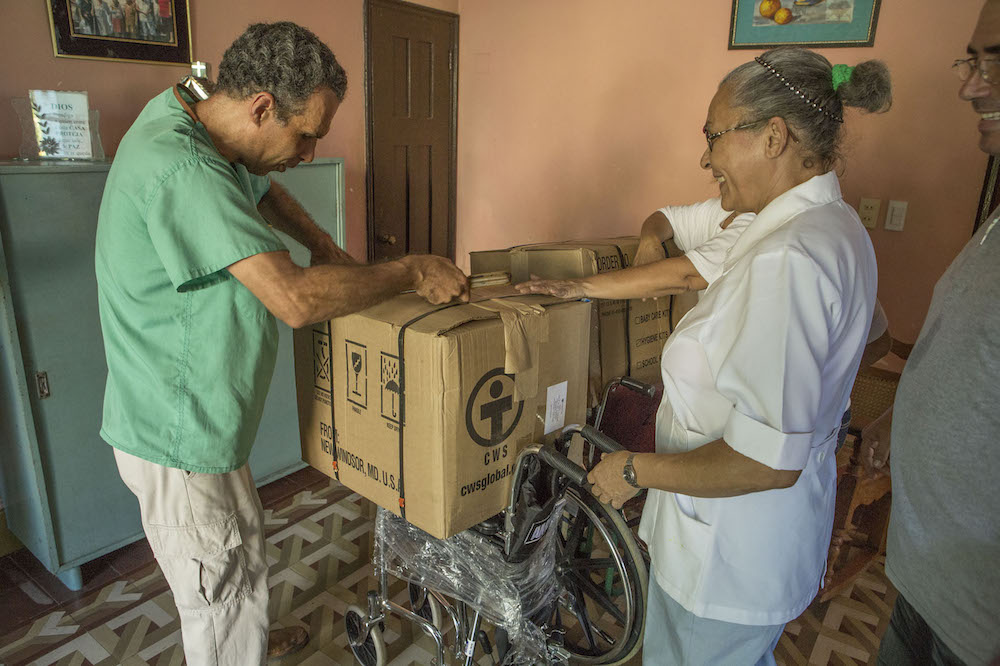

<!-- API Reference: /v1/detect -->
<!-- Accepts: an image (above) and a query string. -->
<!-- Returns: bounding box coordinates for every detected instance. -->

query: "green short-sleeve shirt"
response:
[96,86,287,473]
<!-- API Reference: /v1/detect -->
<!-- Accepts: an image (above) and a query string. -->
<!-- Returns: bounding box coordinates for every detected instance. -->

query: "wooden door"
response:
[366,0,458,262]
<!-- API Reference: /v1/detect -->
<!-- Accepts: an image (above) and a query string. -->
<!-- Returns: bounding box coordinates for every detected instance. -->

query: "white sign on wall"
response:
[29,90,92,159]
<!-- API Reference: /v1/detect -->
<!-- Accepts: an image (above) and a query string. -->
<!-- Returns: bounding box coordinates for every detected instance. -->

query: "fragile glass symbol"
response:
[351,352,363,396]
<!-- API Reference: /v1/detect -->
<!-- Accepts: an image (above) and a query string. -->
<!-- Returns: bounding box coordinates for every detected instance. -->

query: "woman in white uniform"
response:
[525,47,892,664]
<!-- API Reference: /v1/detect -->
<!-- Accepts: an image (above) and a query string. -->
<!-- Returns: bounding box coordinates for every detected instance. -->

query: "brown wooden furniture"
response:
[821,339,912,601]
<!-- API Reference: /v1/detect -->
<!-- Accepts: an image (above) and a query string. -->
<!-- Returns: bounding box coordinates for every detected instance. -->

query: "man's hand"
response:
[310,236,356,266]
[515,275,586,298]
[403,255,470,304]
[588,451,641,510]
[861,407,892,479]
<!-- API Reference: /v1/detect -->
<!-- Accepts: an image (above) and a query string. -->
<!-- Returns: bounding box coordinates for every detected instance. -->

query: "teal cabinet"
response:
[0,159,344,589]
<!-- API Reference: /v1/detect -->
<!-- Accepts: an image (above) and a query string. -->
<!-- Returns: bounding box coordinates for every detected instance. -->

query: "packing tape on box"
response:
[470,299,549,400]
[394,300,467,518]
[391,294,555,519]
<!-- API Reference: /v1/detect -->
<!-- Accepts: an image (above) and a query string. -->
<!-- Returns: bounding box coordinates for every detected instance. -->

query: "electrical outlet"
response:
[859,198,881,229]
[885,200,908,231]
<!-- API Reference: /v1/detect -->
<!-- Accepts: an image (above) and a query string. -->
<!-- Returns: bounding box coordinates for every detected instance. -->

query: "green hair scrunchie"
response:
[832,64,855,92]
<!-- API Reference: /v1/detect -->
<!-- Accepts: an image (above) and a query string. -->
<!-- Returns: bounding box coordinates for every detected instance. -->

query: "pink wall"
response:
[0,0,371,259]
[454,1,987,342]
[0,1,987,342]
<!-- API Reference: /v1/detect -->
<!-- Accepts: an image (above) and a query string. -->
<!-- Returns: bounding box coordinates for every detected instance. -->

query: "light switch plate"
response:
[885,200,908,231]
[859,198,881,229]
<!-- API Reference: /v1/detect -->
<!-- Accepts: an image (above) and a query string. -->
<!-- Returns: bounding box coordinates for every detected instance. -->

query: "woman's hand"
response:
[515,275,586,299]
[588,451,641,509]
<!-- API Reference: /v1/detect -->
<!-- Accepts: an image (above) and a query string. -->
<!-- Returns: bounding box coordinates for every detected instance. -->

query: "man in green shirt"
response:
[96,22,467,665]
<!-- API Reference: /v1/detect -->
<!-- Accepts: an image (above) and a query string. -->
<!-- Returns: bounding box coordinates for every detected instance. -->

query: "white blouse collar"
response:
[722,171,843,274]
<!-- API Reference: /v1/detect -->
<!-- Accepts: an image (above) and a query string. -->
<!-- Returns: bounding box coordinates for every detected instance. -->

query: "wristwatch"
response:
[622,453,641,489]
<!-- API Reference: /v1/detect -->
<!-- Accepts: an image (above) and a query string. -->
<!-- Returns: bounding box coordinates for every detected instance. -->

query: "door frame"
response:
[364,0,459,262]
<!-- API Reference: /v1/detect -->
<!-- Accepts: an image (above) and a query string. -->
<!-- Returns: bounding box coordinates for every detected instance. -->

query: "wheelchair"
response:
[344,378,658,665]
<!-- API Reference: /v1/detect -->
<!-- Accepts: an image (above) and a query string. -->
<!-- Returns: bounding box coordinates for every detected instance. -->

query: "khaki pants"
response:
[114,448,270,665]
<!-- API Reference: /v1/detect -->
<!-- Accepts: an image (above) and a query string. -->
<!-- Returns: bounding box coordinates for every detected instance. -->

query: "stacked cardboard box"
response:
[471,237,697,403]
[295,290,590,539]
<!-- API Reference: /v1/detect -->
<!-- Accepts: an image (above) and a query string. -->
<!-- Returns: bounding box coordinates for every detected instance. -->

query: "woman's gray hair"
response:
[722,46,892,171]
[215,22,348,122]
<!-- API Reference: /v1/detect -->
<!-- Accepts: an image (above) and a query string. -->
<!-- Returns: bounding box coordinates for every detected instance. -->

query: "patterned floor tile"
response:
[775,558,897,666]
[0,610,88,666]
[101,540,156,579]
[1,477,898,665]
[0,556,59,636]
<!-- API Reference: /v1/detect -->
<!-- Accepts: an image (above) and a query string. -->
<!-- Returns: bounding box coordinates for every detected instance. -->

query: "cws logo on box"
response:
[465,367,523,447]
[461,367,525,498]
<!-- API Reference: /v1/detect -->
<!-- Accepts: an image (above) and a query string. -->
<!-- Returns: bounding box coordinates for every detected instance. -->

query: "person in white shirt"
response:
[639,203,891,461]
[521,198,891,455]
[524,46,891,665]
[638,200,753,286]
[520,200,890,365]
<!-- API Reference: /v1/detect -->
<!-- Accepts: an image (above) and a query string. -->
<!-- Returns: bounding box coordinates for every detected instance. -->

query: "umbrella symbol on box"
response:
[380,353,401,423]
[385,379,399,417]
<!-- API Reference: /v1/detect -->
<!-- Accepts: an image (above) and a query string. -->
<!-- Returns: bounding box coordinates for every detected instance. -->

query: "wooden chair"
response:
[821,338,912,601]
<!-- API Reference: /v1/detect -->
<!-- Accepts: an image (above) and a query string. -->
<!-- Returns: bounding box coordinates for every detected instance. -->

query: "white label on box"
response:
[544,380,568,435]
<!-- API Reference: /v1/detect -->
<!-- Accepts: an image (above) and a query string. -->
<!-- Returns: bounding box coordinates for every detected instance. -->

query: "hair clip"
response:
[754,56,844,123]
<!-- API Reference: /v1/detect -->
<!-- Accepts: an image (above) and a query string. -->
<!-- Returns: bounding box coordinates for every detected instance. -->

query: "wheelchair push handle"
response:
[618,376,656,398]
[537,444,589,487]
[579,425,624,454]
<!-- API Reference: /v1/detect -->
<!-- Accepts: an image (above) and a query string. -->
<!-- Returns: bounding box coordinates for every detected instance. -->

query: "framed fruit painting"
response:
[729,0,882,49]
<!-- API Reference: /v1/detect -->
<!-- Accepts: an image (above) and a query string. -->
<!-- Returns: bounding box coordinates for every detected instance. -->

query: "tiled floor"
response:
[0,467,896,665]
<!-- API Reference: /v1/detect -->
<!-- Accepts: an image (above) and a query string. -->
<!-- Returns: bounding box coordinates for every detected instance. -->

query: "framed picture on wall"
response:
[46,0,192,66]
[729,0,882,49]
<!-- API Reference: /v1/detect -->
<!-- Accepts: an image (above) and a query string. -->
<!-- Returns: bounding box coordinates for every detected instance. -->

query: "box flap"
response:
[357,289,563,332]
[509,238,640,282]
[469,299,549,399]
[510,236,638,254]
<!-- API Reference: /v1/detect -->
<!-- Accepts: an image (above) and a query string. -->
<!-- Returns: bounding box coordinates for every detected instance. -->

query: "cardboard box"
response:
[506,237,697,401]
[469,248,513,275]
[295,290,591,539]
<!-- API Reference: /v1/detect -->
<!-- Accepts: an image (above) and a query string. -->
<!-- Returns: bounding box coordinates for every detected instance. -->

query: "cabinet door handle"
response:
[376,233,397,245]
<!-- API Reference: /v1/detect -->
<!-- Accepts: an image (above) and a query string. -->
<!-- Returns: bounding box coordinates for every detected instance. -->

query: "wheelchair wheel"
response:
[345,604,387,666]
[408,581,445,631]
[552,484,647,665]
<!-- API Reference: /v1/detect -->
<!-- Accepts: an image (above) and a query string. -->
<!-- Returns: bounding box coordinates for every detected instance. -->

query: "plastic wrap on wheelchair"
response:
[376,504,565,664]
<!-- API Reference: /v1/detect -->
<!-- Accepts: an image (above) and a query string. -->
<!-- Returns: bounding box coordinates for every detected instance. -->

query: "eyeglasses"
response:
[702,120,764,152]
[703,118,801,152]
[954,57,1000,85]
